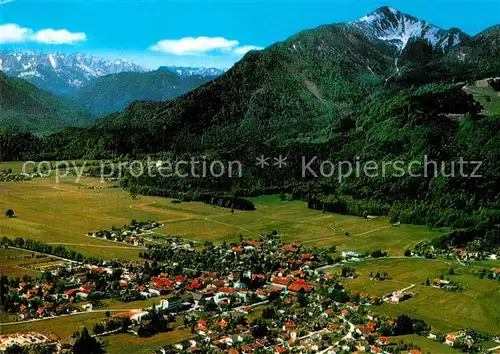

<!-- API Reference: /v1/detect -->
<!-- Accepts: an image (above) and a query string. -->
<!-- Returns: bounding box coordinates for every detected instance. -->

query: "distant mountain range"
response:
[25,5,497,162]
[71,69,218,114]
[158,66,226,78]
[1,7,499,141]
[0,51,225,116]
[87,6,494,147]
[0,51,147,95]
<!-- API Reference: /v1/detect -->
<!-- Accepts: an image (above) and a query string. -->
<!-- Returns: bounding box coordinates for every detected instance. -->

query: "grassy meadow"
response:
[0,175,498,345]
[0,312,107,340]
[464,83,500,116]
[0,311,193,354]
[103,331,194,354]
[0,178,444,263]
[331,258,500,334]
[155,194,442,255]
[389,334,459,353]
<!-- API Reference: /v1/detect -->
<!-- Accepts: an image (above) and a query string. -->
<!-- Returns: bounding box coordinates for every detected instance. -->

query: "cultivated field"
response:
[0,248,60,279]
[0,178,443,263]
[332,258,500,334]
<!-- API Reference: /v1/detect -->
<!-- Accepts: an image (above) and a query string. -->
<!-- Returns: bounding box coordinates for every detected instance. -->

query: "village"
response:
[1,221,498,354]
[412,240,500,267]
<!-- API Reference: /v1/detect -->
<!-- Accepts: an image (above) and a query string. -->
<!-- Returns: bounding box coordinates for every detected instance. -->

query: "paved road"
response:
[486,344,500,352]
[47,243,144,250]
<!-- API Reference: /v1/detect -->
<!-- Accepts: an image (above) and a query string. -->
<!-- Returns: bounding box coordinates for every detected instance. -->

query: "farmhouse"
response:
[433,279,450,288]
[383,288,415,304]
[342,251,360,259]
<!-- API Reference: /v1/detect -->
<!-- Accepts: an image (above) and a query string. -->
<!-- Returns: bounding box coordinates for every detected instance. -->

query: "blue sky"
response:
[1,0,499,69]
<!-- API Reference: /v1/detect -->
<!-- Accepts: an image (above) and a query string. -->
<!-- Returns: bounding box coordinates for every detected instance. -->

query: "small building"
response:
[342,251,360,259]
[81,303,93,311]
[160,296,182,311]
[131,311,149,322]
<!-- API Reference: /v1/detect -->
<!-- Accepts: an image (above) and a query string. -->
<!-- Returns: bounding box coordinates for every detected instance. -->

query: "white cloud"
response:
[0,24,32,43]
[233,45,264,55]
[150,36,239,55]
[31,28,86,44]
[0,23,86,44]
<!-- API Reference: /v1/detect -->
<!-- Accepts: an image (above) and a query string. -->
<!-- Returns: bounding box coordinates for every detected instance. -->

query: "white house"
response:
[131,311,149,322]
[160,297,182,311]
[234,280,248,290]
[148,289,161,296]
[81,303,93,311]
[342,251,360,259]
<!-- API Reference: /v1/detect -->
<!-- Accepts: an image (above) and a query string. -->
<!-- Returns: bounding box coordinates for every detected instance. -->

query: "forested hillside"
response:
[0,71,94,135]
[71,69,218,114]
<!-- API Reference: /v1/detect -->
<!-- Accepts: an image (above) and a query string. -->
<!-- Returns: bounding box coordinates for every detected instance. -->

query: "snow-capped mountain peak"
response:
[157,66,226,77]
[350,7,467,52]
[0,51,148,94]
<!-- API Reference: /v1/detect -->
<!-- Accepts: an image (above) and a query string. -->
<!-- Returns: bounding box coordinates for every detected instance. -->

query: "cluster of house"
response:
[155,304,422,354]
[88,220,163,246]
[428,330,478,350]
[6,261,157,321]
[451,248,499,264]
[0,332,57,352]
[383,290,415,304]
[0,172,34,182]
[136,266,320,312]
[14,281,80,320]
[431,279,464,292]
[4,232,498,354]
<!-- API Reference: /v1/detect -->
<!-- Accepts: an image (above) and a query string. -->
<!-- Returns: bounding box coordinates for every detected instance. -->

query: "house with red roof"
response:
[270,277,292,287]
[377,336,390,346]
[287,280,314,294]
